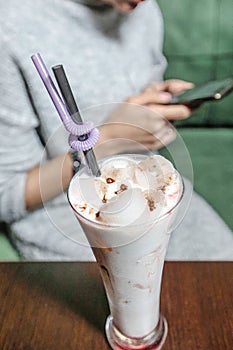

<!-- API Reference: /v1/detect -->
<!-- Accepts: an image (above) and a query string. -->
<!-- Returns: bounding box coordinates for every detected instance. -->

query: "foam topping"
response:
[69,155,182,226]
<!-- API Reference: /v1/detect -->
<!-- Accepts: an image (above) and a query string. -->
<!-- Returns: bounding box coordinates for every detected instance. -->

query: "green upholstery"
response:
[179,129,233,229]
[160,128,233,229]
[0,231,20,261]
[157,0,233,126]
[158,0,233,230]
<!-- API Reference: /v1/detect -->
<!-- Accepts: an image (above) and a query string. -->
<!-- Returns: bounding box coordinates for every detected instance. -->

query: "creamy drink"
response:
[68,154,183,350]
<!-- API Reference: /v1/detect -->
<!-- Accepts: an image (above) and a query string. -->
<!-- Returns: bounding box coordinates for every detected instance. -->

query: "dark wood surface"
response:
[0,262,232,350]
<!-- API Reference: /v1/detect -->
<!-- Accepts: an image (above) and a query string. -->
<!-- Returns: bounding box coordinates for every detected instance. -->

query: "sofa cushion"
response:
[160,128,233,230]
[0,232,20,261]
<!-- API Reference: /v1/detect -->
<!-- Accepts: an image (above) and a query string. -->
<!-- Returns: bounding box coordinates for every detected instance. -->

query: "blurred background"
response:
[158,0,233,231]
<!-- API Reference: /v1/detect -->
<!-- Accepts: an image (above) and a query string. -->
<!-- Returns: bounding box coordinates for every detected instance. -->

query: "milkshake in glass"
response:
[68,154,184,350]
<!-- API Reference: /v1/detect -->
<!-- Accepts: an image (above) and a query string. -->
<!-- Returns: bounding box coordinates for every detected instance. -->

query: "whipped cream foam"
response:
[69,155,181,226]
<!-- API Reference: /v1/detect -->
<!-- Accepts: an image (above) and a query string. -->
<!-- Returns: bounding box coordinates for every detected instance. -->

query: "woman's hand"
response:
[127,79,194,120]
[95,79,194,158]
[95,103,176,158]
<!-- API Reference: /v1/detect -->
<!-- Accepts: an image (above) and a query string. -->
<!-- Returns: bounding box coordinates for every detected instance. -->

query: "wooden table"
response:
[0,262,232,350]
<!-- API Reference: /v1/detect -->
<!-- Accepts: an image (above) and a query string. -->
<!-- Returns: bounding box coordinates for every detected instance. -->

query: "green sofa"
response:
[158,0,233,230]
[0,223,20,261]
[0,0,232,260]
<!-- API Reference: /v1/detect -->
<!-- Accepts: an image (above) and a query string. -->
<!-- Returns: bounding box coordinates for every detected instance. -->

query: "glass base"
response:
[105,314,168,350]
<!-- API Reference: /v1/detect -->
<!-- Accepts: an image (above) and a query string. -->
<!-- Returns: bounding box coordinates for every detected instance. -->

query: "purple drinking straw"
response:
[31,53,71,125]
[31,53,101,176]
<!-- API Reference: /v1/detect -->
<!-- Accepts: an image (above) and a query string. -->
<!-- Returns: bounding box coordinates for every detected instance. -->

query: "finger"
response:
[144,80,194,95]
[126,90,172,105]
[162,79,194,95]
[149,118,174,136]
[144,134,174,150]
[132,111,171,136]
[142,81,162,93]
[157,129,177,148]
[154,125,176,145]
[148,104,192,120]
[118,108,174,135]
[139,124,176,150]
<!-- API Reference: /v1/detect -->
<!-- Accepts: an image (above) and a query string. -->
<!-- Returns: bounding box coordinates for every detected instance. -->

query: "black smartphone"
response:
[170,77,233,108]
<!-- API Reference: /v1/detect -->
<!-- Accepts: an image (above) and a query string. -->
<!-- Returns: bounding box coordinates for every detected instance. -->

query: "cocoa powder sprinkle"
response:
[114,183,128,195]
[106,177,115,184]
[120,184,128,191]
[79,205,87,211]
[102,194,107,203]
[147,198,155,211]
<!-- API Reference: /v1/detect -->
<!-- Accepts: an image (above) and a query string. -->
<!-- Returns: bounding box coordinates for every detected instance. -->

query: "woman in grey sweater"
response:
[0,0,232,260]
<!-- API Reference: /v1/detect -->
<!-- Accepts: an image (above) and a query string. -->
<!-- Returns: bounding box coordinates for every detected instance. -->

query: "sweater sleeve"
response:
[0,41,44,223]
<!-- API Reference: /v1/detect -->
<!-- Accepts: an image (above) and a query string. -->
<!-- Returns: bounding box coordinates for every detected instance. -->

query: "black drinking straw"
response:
[52,65,101,177]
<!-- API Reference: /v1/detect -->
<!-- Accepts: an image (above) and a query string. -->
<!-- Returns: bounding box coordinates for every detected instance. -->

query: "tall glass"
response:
[68,154,184,350]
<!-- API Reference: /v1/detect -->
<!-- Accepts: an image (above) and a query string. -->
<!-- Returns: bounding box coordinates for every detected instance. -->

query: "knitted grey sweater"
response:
[0,0,232,260]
